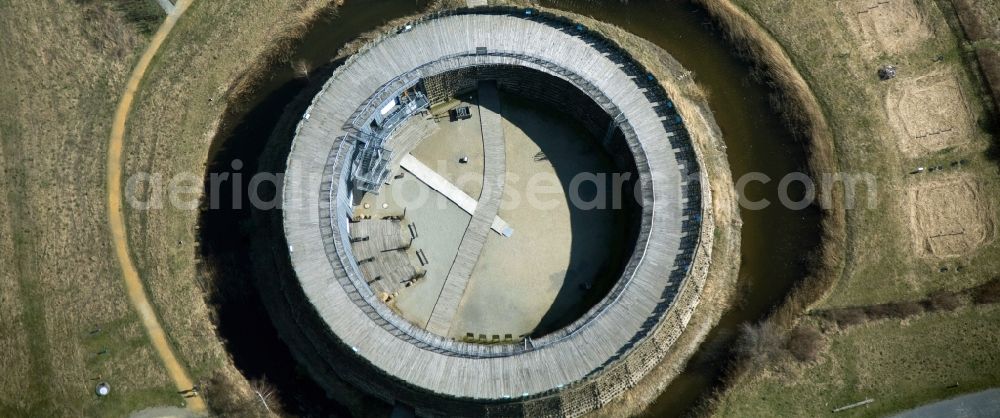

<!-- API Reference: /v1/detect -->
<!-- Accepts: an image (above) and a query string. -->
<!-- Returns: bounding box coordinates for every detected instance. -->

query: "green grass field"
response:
[710,0,1000,415]
[715,304,1000,417]
[0,0,337,415]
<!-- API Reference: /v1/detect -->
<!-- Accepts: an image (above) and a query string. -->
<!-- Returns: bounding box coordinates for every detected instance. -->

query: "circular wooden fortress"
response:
[276,7,713,417]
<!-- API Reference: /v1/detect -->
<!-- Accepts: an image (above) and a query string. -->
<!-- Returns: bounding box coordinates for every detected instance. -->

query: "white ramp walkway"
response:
[400,154,513,236]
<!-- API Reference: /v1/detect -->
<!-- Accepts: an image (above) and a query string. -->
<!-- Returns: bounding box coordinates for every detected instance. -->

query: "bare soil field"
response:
[908,176,995,258]
[886,71,975,156]
[411,101,486,199]
[837,0,933,59]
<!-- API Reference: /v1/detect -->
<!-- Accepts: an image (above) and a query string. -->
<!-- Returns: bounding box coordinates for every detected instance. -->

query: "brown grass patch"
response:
[886,71,976,156]
[952,0,1000,41]
[907,176,995,258]
[837,0,932,59]
[0,1,184,415]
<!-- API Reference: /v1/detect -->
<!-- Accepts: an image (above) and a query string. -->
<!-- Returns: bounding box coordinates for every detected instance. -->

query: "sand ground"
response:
[359,174,472,327]
[450,96,630,339]
[358,92,630,339]
[411,97,486,199]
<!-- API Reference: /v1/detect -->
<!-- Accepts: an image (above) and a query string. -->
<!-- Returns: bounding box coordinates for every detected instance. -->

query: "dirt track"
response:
[106,0,205,413]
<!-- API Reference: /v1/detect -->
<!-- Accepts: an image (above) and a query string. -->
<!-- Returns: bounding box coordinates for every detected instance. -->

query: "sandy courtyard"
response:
[448,95,635,339]
[354,91,636,340]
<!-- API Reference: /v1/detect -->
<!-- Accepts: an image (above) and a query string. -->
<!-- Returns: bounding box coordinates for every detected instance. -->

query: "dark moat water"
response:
[198,1,428,416]
[200,0,822,416]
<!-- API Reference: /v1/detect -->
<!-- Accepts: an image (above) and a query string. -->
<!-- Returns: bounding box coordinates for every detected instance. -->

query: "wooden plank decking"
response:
[425,81,506,335]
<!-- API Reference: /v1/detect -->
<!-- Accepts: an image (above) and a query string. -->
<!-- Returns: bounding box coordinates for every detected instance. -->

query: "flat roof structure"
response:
[279,7,712,416]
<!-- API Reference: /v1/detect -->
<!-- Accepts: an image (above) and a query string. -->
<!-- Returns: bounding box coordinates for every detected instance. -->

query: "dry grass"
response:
[714,0,999,308]
[119,0,342,414]
[0,1,177,416]
[0,0,343,415]
[701,0,1000,415]
[885,71,977,156]
[714,304,1000,417]
[951,0,1000,145]
[952,0,1000,41]
[907,176,995,258]
[837,0,934,59]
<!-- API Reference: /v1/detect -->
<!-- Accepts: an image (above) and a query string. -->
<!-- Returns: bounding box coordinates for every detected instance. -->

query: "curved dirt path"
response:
[106,0,205,413]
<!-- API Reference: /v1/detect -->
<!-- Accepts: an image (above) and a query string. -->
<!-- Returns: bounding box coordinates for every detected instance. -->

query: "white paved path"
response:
[890,389,1000,418]
[153,0,175,14]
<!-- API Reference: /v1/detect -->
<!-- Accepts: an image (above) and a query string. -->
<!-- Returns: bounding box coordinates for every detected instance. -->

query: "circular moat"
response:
[276,8,714,416]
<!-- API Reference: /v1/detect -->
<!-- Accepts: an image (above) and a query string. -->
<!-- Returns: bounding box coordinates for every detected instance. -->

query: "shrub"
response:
[825,307,867,327]
[972,278,1000,304]
[734,322,784,368]
[866,301,922,320]
[786,326,824,362]
[926,290,961,311]
[202,372,268,417]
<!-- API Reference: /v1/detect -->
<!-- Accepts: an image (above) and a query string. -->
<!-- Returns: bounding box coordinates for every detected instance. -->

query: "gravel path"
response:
[106,0,204,412]
[890,389,1000,418]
